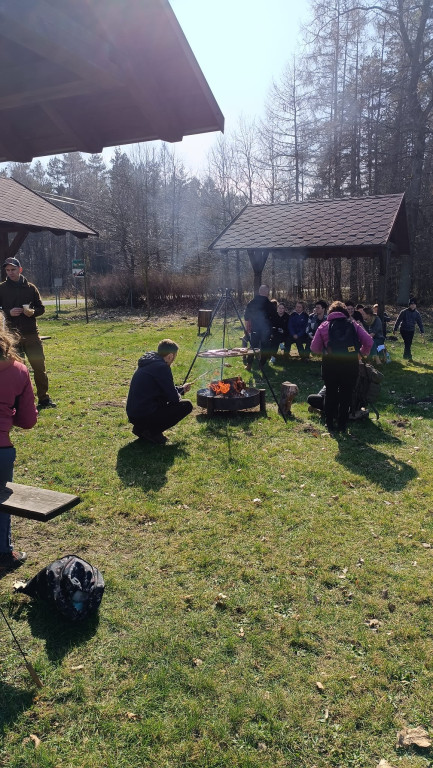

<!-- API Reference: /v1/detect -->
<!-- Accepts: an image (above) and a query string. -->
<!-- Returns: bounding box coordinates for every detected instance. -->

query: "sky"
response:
[162,0,310,174]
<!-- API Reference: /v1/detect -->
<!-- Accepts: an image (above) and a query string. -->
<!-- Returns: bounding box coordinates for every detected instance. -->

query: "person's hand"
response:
[10,307,23,316]
[23,307,35,317]
[183,383,192,393]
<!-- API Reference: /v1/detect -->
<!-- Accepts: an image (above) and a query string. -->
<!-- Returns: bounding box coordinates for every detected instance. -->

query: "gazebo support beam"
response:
[0,231,29,263]
[377,247,389,323]
[247,249,269,294]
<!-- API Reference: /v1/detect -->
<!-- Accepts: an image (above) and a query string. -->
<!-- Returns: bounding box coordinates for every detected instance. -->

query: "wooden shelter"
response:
[209,194,411,311]
[0,177,98,262]
[0,0,224,162]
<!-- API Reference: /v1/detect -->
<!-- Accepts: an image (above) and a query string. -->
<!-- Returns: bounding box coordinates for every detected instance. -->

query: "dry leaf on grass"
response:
[192,658,203,667]
[238,627,245,638]
[396,725,431,748]
[23,734,41,748]
[365,618,381,630]
[70,665,84,671]
[316,681,325,692]
[377,760,397,768]
[126,712,140,720]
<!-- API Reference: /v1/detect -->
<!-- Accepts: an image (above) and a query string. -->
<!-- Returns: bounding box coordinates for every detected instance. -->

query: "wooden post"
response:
[279,381,299,417]
[0,232,9,263]
[377,246,390,323]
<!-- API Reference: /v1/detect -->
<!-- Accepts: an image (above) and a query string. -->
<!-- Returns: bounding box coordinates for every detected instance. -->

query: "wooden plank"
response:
[0,482,79,522]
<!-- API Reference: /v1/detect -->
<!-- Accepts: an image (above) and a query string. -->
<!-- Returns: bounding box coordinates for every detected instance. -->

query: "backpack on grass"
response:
[327,317,361,358]
[15,555,104,621]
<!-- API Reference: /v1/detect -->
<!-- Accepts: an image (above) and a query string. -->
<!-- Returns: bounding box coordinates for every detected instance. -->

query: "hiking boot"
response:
[38,397,57,409]
[0,551,27,570]
[137,429,167,445]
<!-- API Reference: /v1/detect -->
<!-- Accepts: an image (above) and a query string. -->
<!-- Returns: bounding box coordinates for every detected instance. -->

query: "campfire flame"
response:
[209,377,246,396]
[210,380,231,395]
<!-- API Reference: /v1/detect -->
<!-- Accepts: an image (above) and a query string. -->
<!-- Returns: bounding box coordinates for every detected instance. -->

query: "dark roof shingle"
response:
[210,195,409,256]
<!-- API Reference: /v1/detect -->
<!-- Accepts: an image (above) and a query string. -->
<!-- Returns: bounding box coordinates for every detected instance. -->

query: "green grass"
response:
[1,307,433,767]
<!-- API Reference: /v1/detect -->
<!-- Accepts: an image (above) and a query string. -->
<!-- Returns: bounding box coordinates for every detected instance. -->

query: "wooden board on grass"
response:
[0,483,80,521]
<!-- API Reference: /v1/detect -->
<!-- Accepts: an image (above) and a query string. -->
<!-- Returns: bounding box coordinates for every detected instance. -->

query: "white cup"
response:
[22,304,30,310]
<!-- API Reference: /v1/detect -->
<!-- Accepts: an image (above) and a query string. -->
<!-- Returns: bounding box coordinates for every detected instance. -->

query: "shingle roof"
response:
[210,194,409,256]
[0,0,224,163]
[0,177,98,237]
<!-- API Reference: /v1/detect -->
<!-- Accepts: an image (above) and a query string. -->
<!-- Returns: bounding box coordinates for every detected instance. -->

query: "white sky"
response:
[168,0,310,174]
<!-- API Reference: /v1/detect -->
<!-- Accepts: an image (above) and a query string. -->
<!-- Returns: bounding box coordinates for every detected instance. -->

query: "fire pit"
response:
[197,376,266,416]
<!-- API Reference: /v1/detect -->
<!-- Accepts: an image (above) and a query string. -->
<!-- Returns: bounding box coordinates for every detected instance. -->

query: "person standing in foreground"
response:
[0,258,56,409]
[311,301,373,433]
[0,327,38,570]
[126,339,193,445]
[393,298,424,361]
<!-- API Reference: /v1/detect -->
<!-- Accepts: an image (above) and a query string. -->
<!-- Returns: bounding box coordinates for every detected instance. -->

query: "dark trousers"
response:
[322,358,358,431]
[400,329,414,359]
[19,334,49,401]
[132,400,193,435]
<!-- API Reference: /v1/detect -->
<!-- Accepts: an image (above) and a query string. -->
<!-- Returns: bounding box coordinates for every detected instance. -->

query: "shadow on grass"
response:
[15,600,100,664]
[0,682,33,734]
[335,433,417,491]
[116,439,188,492]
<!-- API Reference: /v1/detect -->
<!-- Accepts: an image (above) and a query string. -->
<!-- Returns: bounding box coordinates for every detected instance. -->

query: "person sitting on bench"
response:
[0,327,38,570]
[126,339,192,445]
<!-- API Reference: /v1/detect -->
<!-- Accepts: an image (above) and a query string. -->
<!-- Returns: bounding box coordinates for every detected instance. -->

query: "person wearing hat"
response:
[0,258,56,408]
[393,298,425,362]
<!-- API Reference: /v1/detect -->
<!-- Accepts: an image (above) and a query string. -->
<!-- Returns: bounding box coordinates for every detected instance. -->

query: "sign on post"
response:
[72,259,85,276]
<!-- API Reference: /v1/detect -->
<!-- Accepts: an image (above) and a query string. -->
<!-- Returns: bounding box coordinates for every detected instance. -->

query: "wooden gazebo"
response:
[0,177,98,263]
[209,194,411,312]
[0,0,224,162]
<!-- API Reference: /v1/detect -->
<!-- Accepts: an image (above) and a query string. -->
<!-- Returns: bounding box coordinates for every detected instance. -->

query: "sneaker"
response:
[38,397,57,409]
[0,551,27,570]
[270,356,276,364]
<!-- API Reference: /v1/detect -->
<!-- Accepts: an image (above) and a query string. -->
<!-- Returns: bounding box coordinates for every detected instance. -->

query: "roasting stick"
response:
[188,369,215,385]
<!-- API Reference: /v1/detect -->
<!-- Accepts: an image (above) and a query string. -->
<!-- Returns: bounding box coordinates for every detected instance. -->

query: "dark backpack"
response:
[327,318,361,358]
[15,555,104,621]
[352,360,383,418]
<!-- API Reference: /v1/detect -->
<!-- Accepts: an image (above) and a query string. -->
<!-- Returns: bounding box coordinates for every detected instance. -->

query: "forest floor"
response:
[1,307,433,768]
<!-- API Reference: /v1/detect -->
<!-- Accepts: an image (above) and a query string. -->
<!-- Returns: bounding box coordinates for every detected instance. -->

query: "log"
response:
[279,381,299,417]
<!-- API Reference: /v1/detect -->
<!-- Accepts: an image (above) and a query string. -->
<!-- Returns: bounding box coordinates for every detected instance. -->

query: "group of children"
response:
[256,296,424,367]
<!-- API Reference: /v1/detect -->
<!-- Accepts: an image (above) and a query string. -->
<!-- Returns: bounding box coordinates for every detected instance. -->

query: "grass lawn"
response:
[1,307,433,768]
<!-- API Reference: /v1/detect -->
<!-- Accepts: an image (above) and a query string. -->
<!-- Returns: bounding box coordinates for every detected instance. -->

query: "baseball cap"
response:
[3,257,21,268]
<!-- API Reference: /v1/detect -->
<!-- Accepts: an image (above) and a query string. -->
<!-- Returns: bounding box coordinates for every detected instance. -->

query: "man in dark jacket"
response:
[126,339,193,444]
[0,258,55,408]
[244,285,278,369]
[393,298,424,361]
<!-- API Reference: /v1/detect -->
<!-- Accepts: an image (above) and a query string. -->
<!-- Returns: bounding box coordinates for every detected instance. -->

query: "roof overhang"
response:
[0,177,98,238]
[0,0,224,163]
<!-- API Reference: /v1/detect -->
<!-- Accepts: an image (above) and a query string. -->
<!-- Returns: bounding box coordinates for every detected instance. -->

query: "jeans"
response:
[0,446,16,553]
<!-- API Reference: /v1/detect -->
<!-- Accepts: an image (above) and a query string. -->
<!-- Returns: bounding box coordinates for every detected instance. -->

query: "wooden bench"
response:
[0,483,80,522]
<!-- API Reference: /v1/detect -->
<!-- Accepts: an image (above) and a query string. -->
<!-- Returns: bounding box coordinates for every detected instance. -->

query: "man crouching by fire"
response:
[126,339,192,445]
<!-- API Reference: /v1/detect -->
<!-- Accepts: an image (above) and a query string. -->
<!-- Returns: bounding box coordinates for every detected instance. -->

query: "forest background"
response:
[1,0,432,309]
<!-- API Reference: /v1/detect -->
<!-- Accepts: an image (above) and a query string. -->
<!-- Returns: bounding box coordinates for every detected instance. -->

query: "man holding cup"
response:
[0,258,56,408]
